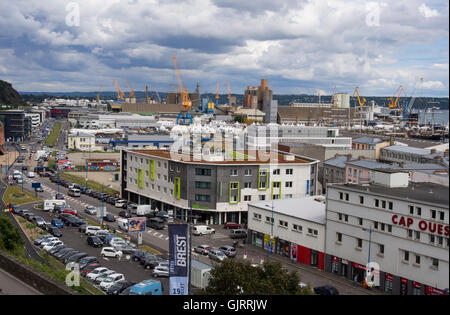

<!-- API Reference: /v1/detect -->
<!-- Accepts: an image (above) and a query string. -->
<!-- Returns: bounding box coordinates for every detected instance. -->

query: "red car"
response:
[80,263,101,277]
[225,222,241,229]
[63,208,78,216]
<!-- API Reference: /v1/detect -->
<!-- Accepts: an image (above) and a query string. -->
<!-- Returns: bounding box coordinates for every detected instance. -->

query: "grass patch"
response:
[45,122,62,147]
[3,185,42,205]
[139,244,161,256]
[57,172,119,196]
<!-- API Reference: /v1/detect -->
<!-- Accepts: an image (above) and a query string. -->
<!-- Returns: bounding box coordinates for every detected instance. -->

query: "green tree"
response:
[0,216,24,253]
[203,259,310,295]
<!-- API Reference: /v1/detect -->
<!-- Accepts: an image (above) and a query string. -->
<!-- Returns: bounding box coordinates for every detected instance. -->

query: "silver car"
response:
[218,245,236,258]
[208,249,227,262]
[84,206,97,215]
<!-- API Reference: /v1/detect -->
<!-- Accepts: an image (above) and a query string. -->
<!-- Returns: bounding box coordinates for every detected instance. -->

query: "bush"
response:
[0,216,25,253]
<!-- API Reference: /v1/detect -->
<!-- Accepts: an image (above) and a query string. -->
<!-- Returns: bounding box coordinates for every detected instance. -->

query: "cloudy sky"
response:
[0,0,448,97]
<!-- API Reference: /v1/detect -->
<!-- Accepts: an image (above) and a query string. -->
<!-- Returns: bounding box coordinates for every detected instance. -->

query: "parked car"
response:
[54,193,64,200]
[113,244,135,255]
[132,249,149,262]
[152,266,169,278]
[85,226,102,236]
[103,213,116,222]
[146,217,164,230]
[94,229,111,237]
[51,219,64,228]
[63,208,78,216]
[86,267,110,281]
[144,256,168,270]
[48,244,66,255]
[23,212,35,221]
[194,245,212,256]
[115,200,126,208]
[32,216,46,228]
[39,237,59,247]
[99,273,125,291]
[101,247,123,259]
[193,225,215,236]
[78,256,99,270]
[218,245,237,258]
[84,206,97,215]
[208,249,227,262]
[34,235,54,246]
[118,210,132,218]
[313,286,339,295]
[53,248,75,260]
[224,222,241,229]
[86,236,103,248]
[59,250,80,262]
[80,263,101,277]
[65,252,88,265]
[49,227,63,237]
[94,270,116,285]
[43,241,64,252]
[106,280,135,295]
[230,229,247,239]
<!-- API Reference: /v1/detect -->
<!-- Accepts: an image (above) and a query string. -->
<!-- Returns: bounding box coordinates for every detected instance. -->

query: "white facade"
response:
[325,183,449,291]
[68,133,99,151]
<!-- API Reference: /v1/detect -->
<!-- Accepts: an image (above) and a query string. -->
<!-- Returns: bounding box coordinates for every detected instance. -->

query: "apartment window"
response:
[163,187,167,193]
[439,211,445,221]
[195,195,211,202]
[338,213,343,221]
[164,175,167,181]
[378,244,384,255]
[437,236,443,246]
[429,234,435,244]
[151,184,155,190]
[273,169,280,175]
[195,168,211,176]
[381,200,386,209]
[244,169,252,176]
[353,169,357,177]
[170,165,174,171]
[279,220,288,228]
[408,229,413,238]
[230,169,238,176]
[415,231,420,240]
[195,181,211,189]
[339,192,344,200]
[344,214,348,222]
[244,182,252,189]
[345,193,349,201]
[273,194,280,200]
[404,251,409,262]
[158,161,161,167]
[253,213,262,220]
[381,223,385,231]
[416,207,422,216]
[293,224,302,232]
[229,195,238,203]
[273,182,281,188]
[357,239,362,248]
[388,201,393,210]
[157,186,161,191]
[145,171,149,177]
[359,196,364,204]
[266,217,274,224]
[415,255,421,265]
[375,199,379,207]
[244,195,252,202]
[140,158,143,163]
[286,169,293,175]
[374,221,378,229]
[285,181,293,188]
[432,258,439,268]
[285,194,293,199]
[348,168,352,176]
[431,210,436,219]
[337,233,342,243]
[230,182,238,189]
[358,218,363,226]
[259,195,266,201]
[177,166,180,172]
[164,162,167,169]
[409,205,414,215]
[388,225,392,233]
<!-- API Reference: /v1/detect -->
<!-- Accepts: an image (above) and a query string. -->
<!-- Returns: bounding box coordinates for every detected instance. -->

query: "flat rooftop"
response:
[331,182,449,208]
[127,149,314,165]
[249,196,326,225]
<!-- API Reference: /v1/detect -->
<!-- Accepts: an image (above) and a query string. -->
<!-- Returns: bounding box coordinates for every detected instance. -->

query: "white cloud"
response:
[419,3,440,18]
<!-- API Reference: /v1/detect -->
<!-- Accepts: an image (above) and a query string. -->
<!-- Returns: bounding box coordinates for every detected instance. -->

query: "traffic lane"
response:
[31,209,170,295]
[0,268,42,295]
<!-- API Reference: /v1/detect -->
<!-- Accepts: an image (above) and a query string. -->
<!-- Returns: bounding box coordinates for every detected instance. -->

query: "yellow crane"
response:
[227,81,231,104]
[352,87,367,107]
[388,85,407,109]
[126,79,135,99]
[172,56,192,125]
[215,80,220,106]
[112,79,125,101]
[97,84,102,102]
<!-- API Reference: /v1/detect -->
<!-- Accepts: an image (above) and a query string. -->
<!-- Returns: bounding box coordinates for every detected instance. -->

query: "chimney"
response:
[346,154,352,161]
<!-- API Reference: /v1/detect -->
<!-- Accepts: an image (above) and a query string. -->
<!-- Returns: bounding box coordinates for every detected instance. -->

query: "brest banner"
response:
[168,224,189,295]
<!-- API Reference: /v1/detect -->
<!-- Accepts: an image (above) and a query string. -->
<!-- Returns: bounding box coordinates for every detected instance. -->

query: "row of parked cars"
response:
[13,207,64,237]
[194,244,237,262]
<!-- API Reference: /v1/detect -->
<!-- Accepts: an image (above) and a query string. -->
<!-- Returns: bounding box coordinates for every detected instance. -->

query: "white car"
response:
[85,226,102,236]
[109,238,127,247]
[152,266,169,278]
[99,273,125,291]
[101,247,123,259]
[94,229,110,236]
[39,237,59,247]
[86,267,109,281]
[43,241,64,252]
[115,200,126,208]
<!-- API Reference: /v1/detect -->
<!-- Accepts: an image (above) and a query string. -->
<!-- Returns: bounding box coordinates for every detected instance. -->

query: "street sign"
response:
[32,182,41,189]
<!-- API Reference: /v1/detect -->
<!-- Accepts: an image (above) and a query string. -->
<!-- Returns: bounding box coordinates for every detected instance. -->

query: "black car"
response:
[21,166,28,171]
[48,244,66,255]
[78,256,99,269]
[23,212,35,221]
[87,236,103,248]
[64,252,87,264]
[17,209,30,217]
[88,190,97,197]
[144,256,167,270]
[313,286,339,295]
[53,247,74,259]
[118,210,132,218]
[107,281,136,295]
[59,249,79,262]
[50,227,63,237]
[132,249,148,262]
[85,189,92,195]
[103,213,116,222]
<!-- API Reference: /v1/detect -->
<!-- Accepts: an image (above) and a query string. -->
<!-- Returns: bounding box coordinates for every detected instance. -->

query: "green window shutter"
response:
[174,177,181,200]
[258,168,269,191]
[271,181,281,200]
[149,160,155,180]
[137,169,143,189]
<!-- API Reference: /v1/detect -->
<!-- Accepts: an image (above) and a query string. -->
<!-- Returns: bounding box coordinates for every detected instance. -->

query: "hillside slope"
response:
[0,80,22,106]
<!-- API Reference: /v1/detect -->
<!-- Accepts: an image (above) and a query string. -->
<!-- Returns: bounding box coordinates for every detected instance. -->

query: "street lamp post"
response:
[362,226,373,286]
[265,201,275,259]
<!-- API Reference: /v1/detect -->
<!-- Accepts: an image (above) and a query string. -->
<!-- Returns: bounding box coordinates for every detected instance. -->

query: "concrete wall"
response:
[0,251,78,295]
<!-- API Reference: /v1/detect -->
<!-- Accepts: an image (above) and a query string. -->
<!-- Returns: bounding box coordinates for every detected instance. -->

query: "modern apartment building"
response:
[324,170,449,295]
[121,149,319,225]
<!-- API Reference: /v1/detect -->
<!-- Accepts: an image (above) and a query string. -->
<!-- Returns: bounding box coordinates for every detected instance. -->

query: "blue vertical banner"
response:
[168,224,189,295]
[306,179,310,195]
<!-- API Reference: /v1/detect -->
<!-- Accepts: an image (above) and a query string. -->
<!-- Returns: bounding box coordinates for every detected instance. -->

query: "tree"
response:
[203,259,311,295]
[0,216,24,253]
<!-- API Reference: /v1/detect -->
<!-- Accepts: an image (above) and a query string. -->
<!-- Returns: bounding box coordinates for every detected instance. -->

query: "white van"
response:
[43,199,67,211]
[68,188,81,197]
[193,225,215,236]
[117,218,129,232]
[85,226,102,236]
[27,171,35,178]
[136,205,152,216]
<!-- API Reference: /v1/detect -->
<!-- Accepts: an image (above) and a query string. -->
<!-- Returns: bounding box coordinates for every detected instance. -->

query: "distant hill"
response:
[0,80,23,106]
[20,90,449,110]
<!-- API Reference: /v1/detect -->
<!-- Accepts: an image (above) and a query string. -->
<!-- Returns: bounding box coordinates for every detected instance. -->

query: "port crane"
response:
[173,56,192,125]
[352,87,367,107]
[113,79,125,101]
[403,78,424,126]
[97,84,102,103]
[227,81,232,105]
[388,85,407,110]
[215,80,220,107]
[126,79,135,99]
